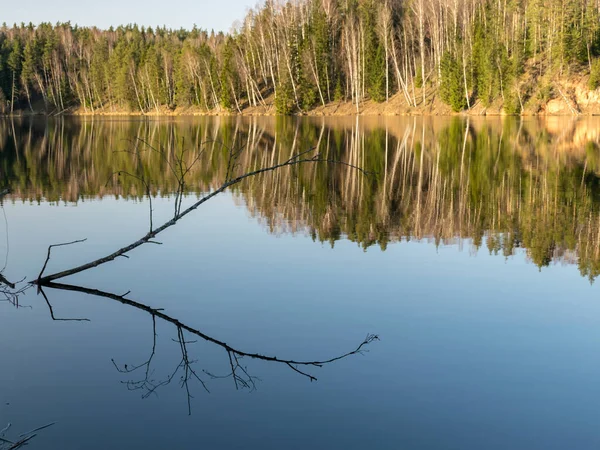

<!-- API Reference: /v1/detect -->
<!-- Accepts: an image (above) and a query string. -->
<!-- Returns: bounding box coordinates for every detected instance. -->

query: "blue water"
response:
[2,115,600,449]
[0,194,599,450]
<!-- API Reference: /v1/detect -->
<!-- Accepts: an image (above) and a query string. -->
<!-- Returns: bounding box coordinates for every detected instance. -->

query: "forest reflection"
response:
[2,116,600,280]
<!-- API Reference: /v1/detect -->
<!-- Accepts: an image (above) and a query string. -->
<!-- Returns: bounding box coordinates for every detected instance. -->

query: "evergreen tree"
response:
[440,52,467,111]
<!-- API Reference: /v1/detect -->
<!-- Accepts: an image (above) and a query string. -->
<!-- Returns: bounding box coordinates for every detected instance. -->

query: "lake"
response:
[1,115,600,449]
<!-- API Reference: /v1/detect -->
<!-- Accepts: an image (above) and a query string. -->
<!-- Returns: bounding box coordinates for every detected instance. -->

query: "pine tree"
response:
[7,39,21,112]
[440,52,467,111]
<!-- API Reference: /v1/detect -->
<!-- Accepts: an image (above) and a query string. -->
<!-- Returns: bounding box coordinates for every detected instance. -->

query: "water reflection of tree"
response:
[3,117,600,279]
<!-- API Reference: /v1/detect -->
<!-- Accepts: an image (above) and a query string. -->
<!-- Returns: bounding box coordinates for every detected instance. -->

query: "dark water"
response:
[1,116,600,449]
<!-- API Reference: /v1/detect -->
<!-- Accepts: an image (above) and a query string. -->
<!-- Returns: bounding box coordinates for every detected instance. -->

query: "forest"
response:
[0,0,599,115]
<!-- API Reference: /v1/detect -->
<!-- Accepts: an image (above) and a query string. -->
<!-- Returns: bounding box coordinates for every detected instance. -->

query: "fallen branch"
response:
[0,274,15,289]
[0,421,55,450]
[8,434,36,450]
[34,151,368,285]
[18,422,55,438]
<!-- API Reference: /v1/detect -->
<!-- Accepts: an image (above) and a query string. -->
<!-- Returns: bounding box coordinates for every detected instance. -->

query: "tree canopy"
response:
[0,0,599,114]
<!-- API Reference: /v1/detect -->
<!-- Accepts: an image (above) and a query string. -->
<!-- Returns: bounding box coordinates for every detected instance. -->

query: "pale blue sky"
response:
[4,0,257,32]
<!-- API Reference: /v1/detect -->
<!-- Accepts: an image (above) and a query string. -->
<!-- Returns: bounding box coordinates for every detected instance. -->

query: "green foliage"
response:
[7,39,21,73]
[414,71,423,89]
[440,52,467,112]
[359,0,386,103]
[109,40,137,108]
[472,15,499,106]
[368,44,386,102]
[536,84,553,102]
[503,89,521,114]
[300,81,317,111]
[219,39,237,110]
[307,4,332,102]
[275,78,295,114]
[334,78,344,102]
[589,59,600,90]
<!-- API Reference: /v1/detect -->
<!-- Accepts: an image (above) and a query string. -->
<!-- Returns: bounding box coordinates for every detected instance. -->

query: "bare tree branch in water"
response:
[38,287,90,322]
[110,316,210,415]
[0,281,32,310]
[203,350,261,391]
[0,274,16,290]
[24,141,376,413]
[39,281,378,414]
[33,144,369,285]
[37,239,87,281]
[108,171,154,232]
[0,421,56,450]
[115,137,207,219]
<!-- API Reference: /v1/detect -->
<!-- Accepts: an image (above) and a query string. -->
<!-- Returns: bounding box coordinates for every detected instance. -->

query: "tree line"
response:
[0,0,599,115]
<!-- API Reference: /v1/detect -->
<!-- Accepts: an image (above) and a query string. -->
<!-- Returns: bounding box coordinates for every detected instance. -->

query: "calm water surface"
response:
[1,116,600,449]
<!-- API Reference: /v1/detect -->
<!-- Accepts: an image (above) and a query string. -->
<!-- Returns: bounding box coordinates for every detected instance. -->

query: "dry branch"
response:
[34,150,368,285]
[37,239,87,282]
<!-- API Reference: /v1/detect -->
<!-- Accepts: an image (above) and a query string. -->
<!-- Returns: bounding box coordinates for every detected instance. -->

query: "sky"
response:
[3,0,256,32]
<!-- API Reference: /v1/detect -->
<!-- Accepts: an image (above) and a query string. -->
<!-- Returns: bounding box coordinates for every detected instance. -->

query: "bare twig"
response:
[38,287,90,322]
[0,274,15,289]
[8,434,36,449]
[18,422,55,438]
[107,171,153,232]
[0,423,11,436]
[0,421,55,450]
[37,239,87,283]
[0,281,31,309]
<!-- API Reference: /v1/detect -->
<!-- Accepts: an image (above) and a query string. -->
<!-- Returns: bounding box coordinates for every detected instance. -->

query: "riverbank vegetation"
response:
[1,0,600,115]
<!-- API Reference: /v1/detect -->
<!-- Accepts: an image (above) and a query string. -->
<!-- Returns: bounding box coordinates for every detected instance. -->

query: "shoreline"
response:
[0,110,592,118]
[2,90,596,118]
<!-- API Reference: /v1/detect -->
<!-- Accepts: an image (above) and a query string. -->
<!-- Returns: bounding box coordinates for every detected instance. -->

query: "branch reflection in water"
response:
[38,283,378,415]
